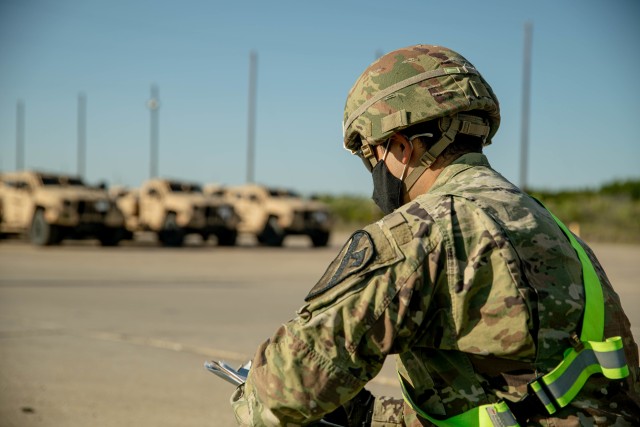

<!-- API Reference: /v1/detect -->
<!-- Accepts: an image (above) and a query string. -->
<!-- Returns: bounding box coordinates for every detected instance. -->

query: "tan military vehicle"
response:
[0,170,127,246]
[208,183,332,247]
[113,178,238,247]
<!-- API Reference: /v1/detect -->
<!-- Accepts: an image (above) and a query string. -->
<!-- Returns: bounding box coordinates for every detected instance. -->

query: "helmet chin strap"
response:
[402,114,490,192]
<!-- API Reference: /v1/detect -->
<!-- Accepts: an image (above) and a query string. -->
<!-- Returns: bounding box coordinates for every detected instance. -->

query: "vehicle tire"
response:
[310,230,330,248]
[216,229,238,247]
[257,216,284,247]
[158,213,184,247]
[30,209,61,246]
[98,228,124,247]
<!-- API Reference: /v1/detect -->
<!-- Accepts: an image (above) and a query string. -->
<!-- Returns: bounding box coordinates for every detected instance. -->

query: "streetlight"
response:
[520,22,533,191]
[148,84,160,178]
[246,51,257,183]
[77,92,87,178]
[16,100,25,170]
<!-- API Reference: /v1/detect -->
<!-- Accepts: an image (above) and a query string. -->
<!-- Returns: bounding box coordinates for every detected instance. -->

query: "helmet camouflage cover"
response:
[342,44,501,153]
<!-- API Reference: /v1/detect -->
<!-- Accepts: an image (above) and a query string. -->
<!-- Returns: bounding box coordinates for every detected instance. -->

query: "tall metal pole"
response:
[148,84,160,178]
[77,92,87,178]
[519,22,533,192]
[246,51,257,183]
[16,100,25,170]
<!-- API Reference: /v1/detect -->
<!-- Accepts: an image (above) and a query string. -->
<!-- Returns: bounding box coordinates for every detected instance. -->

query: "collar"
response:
[427,153,491,193]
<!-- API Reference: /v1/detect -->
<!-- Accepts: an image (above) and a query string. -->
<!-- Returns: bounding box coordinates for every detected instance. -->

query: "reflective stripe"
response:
[529,380,557,414]
[398,373,519,427]
[531,337,629,410]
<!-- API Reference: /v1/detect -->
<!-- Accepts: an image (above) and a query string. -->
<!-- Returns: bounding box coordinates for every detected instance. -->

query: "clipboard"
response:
[204,360,251,387]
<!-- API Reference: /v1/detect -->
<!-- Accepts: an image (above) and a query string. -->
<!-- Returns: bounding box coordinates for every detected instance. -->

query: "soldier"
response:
[230,44,640,426]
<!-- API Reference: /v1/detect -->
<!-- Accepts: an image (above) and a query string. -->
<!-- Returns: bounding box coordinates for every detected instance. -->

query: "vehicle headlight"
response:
[217,206,232,220]
[57,199,73,216]
[312,211,328,223]
[94,199,110,213]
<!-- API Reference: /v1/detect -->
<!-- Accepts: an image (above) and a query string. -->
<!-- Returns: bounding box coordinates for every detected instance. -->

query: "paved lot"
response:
[0,235,638,427]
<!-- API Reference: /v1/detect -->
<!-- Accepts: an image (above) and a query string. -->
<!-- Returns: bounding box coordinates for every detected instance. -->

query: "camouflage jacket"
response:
[231,153,640,426]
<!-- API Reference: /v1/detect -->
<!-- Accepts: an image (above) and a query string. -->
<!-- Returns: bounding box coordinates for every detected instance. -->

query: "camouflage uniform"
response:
[231,153,640,426]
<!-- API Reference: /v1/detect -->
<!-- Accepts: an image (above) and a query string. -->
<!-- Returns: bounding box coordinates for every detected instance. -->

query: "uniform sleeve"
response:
[231,224,437,426]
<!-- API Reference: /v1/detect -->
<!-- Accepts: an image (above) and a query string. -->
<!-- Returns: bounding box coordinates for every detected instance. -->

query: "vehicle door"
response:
[2,178,34,228]
[140,184,165,230]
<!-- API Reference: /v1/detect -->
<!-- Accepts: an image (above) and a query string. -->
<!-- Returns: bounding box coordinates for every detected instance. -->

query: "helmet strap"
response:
[403,114,490,192]
[403,117,458,191]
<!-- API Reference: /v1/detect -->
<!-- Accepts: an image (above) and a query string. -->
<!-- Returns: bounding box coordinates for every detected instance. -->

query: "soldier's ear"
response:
[398,138,414,165]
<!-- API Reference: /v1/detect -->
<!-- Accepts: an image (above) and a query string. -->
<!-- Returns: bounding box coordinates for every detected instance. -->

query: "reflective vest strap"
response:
[521,208,629,413]
[529,336,629,413]
[397,202,630,425]
[397,373,519,427]
[546,210,604,341]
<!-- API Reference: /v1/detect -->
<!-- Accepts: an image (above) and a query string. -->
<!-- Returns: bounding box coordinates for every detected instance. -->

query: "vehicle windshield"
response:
[169,182,203,193]
[268,188,300,198]
[40,175,85,186]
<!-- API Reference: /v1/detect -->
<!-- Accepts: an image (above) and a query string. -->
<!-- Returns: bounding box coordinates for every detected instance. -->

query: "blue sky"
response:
[1,0,639,196]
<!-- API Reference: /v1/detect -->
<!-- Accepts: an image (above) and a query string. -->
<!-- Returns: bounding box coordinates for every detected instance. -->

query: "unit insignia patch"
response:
[305,230,375,301]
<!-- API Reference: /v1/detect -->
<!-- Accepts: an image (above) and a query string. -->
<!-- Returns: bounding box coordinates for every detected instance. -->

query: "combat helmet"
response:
[343,44,500,190]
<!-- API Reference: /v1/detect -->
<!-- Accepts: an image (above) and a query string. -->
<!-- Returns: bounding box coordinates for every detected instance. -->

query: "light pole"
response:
[246,51,257,183]
[77,92,87,178]
[16,100,25,171]
[148,84,160,179]
[520,22,533,192]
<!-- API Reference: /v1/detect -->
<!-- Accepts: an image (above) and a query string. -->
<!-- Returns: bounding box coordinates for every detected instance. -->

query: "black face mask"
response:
[371,160,403,215]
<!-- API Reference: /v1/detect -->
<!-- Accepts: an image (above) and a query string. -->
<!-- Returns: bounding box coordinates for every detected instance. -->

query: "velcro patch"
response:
[305,231,375,301]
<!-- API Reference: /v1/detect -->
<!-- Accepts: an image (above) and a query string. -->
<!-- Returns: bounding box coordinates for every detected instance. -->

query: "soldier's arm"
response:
[231,227,434,426]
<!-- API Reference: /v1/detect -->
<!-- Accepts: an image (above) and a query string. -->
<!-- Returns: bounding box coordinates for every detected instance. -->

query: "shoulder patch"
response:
[305,231,375,301]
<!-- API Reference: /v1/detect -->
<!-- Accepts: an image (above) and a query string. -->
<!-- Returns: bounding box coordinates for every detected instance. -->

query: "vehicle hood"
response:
[162,193,207,209]
[34,186,110,202]
[265,197,328,213]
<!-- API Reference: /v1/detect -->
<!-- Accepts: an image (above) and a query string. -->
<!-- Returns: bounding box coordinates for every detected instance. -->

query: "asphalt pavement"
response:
[0,234,638,427]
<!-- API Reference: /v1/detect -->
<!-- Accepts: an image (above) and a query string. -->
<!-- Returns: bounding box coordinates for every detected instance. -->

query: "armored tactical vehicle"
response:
[0,170,127,246]
[208,183,332,247]
[114,178,238,247]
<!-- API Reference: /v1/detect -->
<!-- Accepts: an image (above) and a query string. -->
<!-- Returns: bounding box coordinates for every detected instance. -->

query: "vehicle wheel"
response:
[158,213,184,247]
[310,230,330,248]
[30,209,61,246]
[216,229,238,247]
[257,216,284,247]
[98,228,124,247]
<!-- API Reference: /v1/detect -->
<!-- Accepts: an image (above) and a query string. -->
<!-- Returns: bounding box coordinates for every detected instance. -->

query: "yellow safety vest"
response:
[399,208,630,427]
